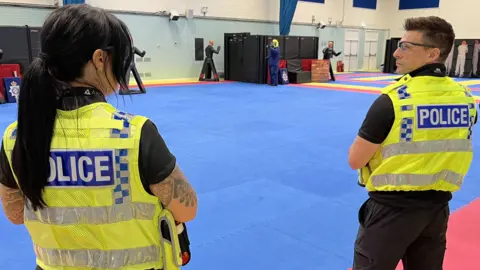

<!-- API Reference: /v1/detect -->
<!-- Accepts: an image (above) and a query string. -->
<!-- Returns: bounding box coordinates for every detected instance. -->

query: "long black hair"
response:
[14,4,133,211]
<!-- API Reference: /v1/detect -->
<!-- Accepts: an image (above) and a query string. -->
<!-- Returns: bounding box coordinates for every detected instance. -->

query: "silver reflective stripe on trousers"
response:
[25,202,156,225]
[382,139,472,160]
[34,244,160,269]
[370,169,464,187]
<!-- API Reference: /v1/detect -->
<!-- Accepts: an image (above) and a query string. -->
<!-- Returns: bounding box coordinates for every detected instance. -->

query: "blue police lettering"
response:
[417,105,470,129]
[48,150,115,187]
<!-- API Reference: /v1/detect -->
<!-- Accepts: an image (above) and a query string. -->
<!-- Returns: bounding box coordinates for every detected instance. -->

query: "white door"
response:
[363,31,379,71]
[363,42,372,70]
[368,41,378,70]
[344,40,359,72]
[344,30,360,72]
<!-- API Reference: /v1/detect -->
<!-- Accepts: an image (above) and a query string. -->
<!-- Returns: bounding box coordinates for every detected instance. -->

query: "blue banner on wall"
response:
[353,0,377,9]
[399,0,439,10]
[280,0,299,35]
[300,0,325,3]
[63,0,85,4]
[3,77,21,103]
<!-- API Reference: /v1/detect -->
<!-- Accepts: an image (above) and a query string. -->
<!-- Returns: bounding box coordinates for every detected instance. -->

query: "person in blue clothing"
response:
[267,39,280,86]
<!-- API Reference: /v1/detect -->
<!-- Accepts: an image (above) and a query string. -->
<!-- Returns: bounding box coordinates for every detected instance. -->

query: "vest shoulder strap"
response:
[382,74,411,94]
[2,121,18,151]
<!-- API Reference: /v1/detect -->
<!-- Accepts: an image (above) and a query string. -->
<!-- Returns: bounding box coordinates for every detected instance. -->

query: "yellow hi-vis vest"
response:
[358,74,476,192]
[2,103,183,270]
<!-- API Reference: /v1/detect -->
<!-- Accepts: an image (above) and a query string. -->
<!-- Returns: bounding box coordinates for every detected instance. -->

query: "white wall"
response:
[86,0,279,22]
[386,0,480,39]
[85,0,389,28]
[0,0,56,5]
[294,0,390,29]
[4,0,478,38]
[0,0,393,29]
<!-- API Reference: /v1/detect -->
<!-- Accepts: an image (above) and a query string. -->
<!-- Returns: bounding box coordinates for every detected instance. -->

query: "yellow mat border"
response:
[308,82,480,101]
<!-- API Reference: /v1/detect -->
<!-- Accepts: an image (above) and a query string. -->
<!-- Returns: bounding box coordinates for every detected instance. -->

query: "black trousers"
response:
[353,199,449,270]
[328,60,336,81]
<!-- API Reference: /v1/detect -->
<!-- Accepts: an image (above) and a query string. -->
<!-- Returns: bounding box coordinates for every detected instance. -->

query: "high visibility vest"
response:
[358,74,476,192]
[2,103,183,270]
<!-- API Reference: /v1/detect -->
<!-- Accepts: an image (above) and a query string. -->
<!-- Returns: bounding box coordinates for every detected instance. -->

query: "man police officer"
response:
[348,16,477,270]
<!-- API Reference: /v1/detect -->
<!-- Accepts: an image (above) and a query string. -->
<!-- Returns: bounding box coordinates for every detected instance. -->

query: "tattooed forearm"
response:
[152,178,174,206]
[173,175,197,207]
[0,184,25,224]
[150,164,197,208]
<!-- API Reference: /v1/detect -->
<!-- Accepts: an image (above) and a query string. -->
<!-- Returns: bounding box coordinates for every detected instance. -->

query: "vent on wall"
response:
[136,57,143,62]
[143,57,152,62]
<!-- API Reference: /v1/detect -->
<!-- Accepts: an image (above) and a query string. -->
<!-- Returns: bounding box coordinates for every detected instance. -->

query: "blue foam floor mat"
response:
[0,82,479,270]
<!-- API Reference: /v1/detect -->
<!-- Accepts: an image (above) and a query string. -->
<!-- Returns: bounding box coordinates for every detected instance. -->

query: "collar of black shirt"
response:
[56,87,107,111]
[395,63,446,81]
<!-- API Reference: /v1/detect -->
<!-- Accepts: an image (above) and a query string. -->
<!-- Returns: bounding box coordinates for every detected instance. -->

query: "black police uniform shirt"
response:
[358,63,478,208]
[0,87,176,196]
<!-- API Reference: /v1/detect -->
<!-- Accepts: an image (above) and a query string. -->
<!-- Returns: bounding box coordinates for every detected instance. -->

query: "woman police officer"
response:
[0,4,197,270]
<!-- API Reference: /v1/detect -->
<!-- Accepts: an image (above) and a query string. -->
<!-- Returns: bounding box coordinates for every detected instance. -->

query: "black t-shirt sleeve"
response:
[0,141,18,189]
[357,94,395,144]
[138,120,176,194]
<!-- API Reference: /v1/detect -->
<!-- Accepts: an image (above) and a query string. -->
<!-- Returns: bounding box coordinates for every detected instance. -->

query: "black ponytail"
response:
[14,56,58,210]
[11,4,133,211]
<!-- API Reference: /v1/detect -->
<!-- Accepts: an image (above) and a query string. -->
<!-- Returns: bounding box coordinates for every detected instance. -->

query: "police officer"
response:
[348,16,477,270]
[0,5,197,270]
[267,39,280,86]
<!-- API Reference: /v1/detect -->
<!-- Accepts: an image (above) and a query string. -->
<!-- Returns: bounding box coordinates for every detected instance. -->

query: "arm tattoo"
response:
[173,172,197,207]
[150,164,197,208]
[0,184,25,224]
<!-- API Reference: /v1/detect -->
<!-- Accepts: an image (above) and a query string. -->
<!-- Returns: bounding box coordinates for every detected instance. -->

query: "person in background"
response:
[445,44,454,76]
[322,41,341,81]
[204,40,221,80]
[0,4,197,270]
[472,40,480,76]
[455,40,468,77]
[349,16,477,270]
[120,44,146,94]
[0,48,5,103]
[267,39,280,86]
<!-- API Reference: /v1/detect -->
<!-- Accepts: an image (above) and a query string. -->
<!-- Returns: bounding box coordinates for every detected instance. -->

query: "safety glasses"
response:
[398,41,437,51]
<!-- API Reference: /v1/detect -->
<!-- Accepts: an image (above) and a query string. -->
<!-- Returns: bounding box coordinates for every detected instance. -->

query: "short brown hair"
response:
[403,16,455,62]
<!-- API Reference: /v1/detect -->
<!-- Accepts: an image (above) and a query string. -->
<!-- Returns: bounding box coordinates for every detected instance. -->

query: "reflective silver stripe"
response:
[159,215,183,268]
[371,170,464,187]
[382,139,472,160]
[25,202,156,225]
[35,244,160,269]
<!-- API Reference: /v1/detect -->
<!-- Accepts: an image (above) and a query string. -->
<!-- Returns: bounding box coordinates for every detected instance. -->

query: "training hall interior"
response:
[0,0,479,269]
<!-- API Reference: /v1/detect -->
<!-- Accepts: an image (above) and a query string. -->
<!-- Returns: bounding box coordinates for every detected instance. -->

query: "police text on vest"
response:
[47,150,115,187]
[417,105,470,129]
